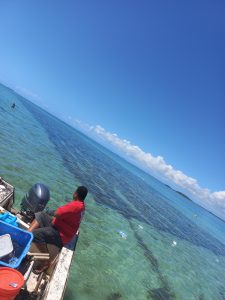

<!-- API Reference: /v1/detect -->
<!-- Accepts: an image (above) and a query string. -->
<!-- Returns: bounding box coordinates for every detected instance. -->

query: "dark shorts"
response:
[32,211,63,248]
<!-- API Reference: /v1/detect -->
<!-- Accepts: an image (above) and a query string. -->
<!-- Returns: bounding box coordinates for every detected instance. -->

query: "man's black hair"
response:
[76,186,88,201]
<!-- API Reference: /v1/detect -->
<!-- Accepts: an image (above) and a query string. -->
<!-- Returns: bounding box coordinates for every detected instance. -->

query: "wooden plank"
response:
[0,205,6,212]
[44,248,74,300]
[16,217,30,229]
[43,235,78,300]
[24,261,35,281]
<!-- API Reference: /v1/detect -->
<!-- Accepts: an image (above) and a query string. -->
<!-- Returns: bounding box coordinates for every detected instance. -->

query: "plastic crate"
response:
[0,220,33,268]
[0,177,14,209]
[0,212,18,227]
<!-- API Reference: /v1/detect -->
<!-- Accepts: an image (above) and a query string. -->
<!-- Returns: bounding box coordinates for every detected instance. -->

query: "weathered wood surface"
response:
[43,246,74,300]
[0,181,79,300]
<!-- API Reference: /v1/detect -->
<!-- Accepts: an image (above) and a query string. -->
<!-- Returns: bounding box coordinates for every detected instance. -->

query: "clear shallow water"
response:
[1,83,225,300]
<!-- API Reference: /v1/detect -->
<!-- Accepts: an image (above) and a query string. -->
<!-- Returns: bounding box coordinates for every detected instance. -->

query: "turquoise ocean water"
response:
[1,83,225,300]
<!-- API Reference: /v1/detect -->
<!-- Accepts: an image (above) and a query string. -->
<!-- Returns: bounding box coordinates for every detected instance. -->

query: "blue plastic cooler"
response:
[0,220,33,268]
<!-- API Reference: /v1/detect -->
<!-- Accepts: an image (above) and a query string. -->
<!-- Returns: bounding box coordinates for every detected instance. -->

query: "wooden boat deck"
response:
[0,177,78,300]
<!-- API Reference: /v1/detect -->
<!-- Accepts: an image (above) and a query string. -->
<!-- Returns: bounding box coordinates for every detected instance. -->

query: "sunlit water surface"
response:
[1,83,225,300]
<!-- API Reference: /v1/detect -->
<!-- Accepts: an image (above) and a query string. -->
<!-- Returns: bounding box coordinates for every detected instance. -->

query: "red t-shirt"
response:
[52,200,85,245]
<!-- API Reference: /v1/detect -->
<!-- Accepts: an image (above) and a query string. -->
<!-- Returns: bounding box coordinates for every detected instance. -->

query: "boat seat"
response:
[29,242,60,260]
[47,244,61,260]
[28,242,61,276]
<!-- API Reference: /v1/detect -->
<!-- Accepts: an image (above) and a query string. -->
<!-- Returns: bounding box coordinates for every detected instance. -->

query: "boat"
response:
[0,177,78,300]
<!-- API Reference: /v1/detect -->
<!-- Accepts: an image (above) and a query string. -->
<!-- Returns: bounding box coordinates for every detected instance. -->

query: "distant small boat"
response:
[11,103,16,109]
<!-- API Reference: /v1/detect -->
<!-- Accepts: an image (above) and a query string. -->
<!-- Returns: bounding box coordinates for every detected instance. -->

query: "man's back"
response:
[52,200,85,245]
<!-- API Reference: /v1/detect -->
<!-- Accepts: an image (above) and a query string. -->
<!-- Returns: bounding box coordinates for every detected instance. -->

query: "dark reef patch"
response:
[106,292,122,300]
[148,287,173,300]
[21,98,225,257]
[129,220,174,299]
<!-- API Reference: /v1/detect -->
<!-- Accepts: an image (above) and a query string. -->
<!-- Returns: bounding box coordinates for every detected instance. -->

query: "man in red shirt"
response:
[28,186,88,272]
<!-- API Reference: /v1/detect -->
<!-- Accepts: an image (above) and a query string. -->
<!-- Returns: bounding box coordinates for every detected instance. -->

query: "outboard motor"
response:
[20,183,50,222]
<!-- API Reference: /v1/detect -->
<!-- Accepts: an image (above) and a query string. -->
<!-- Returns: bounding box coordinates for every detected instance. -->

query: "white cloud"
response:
[69,119,225,218]
[90,124,225,217]
[69,118,93,132]
[211,191,225,200]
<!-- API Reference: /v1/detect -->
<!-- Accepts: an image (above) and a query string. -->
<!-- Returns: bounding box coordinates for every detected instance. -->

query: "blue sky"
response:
[0,1,225,215]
